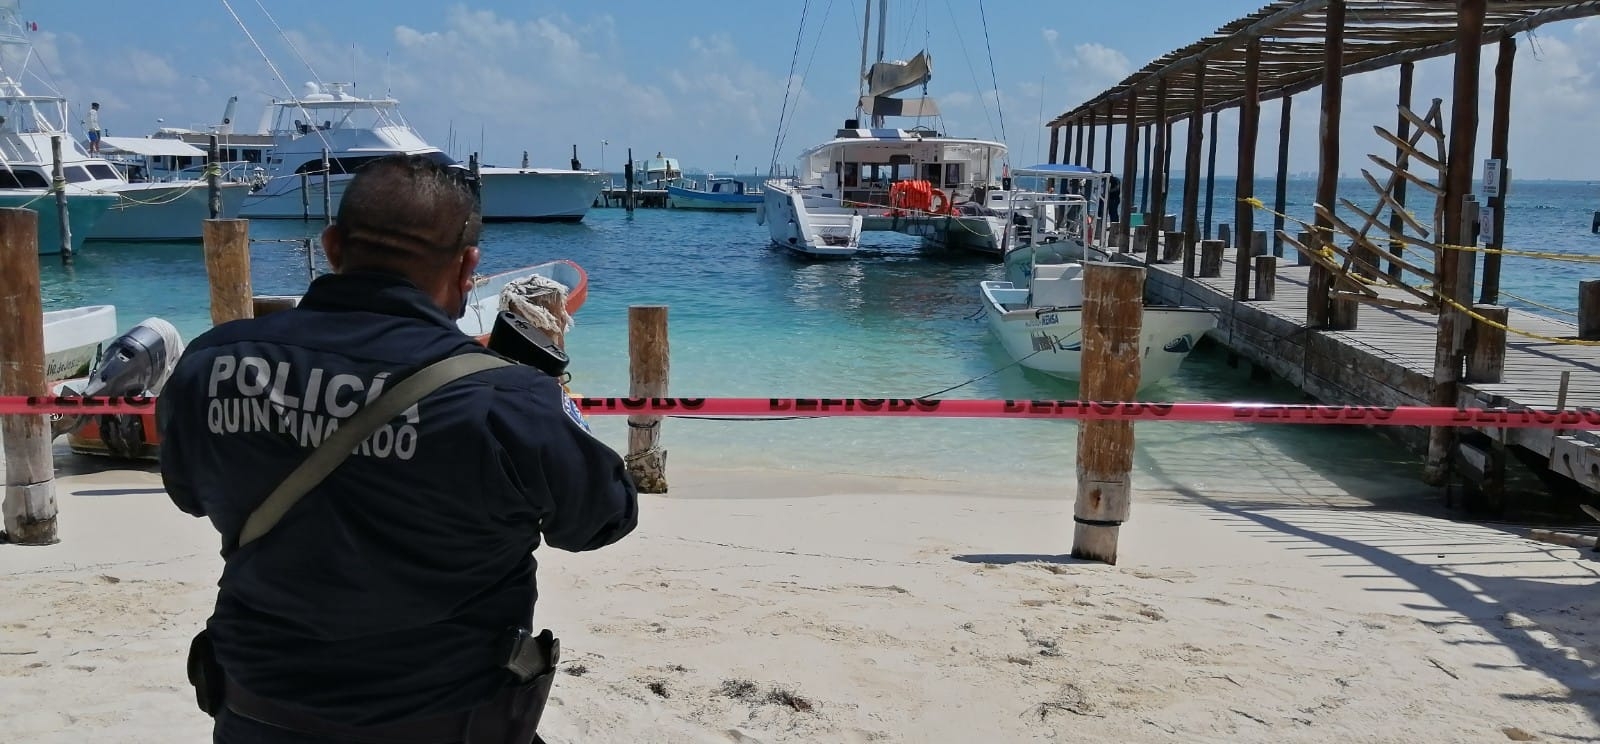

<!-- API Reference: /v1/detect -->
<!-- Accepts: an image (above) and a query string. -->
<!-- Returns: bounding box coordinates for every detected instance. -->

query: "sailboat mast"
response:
[876,0,888,63]
[857,0,872,120]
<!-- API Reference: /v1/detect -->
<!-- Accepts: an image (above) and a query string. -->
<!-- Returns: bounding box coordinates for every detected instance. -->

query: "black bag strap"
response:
[237,352,512,548]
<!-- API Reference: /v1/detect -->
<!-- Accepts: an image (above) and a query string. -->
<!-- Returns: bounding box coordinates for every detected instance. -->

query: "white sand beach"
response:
[4,461,1600,743]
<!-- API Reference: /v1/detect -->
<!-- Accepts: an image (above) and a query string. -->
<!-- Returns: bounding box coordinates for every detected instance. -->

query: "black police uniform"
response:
[157,270,639,742]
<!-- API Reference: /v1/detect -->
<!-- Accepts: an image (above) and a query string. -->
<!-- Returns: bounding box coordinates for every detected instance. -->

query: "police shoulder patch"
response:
[561,392,592,432]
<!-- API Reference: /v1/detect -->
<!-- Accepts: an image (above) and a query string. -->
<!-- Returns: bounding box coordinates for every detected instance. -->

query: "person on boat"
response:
[1107,172,1122,224]
[85,102,102,155]
[157,153,639,743]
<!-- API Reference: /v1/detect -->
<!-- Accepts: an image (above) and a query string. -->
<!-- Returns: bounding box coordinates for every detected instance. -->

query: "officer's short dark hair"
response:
[333,154,482,267]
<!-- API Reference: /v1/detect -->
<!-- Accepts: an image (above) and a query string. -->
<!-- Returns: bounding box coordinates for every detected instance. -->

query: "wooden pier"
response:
[1046,0,1600,510]
[595,187,669,209]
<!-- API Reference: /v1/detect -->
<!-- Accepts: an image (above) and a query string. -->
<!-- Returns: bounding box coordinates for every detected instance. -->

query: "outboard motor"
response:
[55,318,185,459]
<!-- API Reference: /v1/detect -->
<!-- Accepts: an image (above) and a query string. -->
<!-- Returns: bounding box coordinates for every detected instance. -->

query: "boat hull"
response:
[478,168,604,222]
[43,305,118,382]
[666,184,761,212]
[980,280,1216,391]
[761,180,862,258]
[85,182,250,241]
[456,260,590,338]
[240,177,352,219]
[1,192,120,255]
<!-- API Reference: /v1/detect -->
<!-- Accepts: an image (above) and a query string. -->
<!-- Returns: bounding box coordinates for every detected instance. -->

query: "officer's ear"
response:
[457,245,480,293]
[321,224,343,271]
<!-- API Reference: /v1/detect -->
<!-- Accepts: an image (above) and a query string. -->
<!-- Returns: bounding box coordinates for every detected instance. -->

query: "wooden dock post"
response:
[208,134,222,219]
[1108,222,1123,249]
[300,172,310,220]
[1254,255,1278,301]
[1578,279,1600,340]
[1252,230,1267,257]
[1272,96,1292,258]
[1086,109,1097,170]
[321,148,332,225]
[1388,62,1415,280]
[624,147,636,214]
[1120,92,1139,250]
[1071,262,1144,565]
[1140,122,1153,215]
[1426,0,1487,488]
[1217,222,1231,249]
[1297,230,1315,266]
[1232,38,1261,301]
[1064,122,1076,164]
[1150,77,1169,234]
[627,305,669,493]
[50,135,70,260]
[0,208,56,544]
[1466,304,1507,383]
[1162,229,1184,263]
[1199,239,1224,278]
[1075,118,1087,166]
[1182,64,1206,273]
[1310,0,1346,324]
[1134,224,1154,262]
[202,219,253,325]
[1204,110,1219,240]
[1102,102,1114,178]
[1480,36,1515,305]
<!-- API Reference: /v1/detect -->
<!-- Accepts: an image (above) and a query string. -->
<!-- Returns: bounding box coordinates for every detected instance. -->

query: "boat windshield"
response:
[272,98,411,137]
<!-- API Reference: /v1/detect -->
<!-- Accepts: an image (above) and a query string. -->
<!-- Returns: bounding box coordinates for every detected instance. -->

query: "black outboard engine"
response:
[56,318,185,459]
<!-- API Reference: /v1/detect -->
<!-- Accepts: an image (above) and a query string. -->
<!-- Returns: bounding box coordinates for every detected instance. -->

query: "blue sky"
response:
[18,1,1600,180]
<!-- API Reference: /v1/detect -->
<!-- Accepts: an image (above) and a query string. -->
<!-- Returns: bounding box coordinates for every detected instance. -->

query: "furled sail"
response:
[865,50,932,99]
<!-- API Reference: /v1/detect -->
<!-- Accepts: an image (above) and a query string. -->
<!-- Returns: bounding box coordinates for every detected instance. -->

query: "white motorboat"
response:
[44,304,117,382]
[236,82,602,222]
[759,3,1013,258]
[979,168,1216,391]
[456,260,589,339]
[89,135,252,240]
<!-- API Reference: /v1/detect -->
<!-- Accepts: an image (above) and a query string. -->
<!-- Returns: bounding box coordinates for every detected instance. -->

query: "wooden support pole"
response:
[1140,122,1153,215]
[1309,0,1347,325]
[208,134,222,220]
[1480,36,1515,305]
[301,172,310,220]
[1047,127,1060,165]
[1162,230,1184,263]
[1233,38,1262,301]
[624,147,635,213]
[1255,255,1278,301]
[1252,230,1267,257]
[1218,223,1231,249]
[0,208,55,544]
[1103,103,1115,174]
[1426,0,1486,488]
[1120,93,1139,248]
[1272,96,1292,257]
[1182,65,1206,254]
[50,136,70,260]
[1199,239,1224,278]
[1579,280,1600,339]
[1388,62,1415,280]
[321,148,332,225]
[627,305,670,493]
[1071,262,1144,565]
[1204,110,1219,240]
[1134,224,1153,261]
[1297,230,1314,266]
[1086,110,1098,170]
[203,219,253,325]
[1465,304,1507,383]
[1147,78,1170,261]
[1065,122,1077,164]
[1075,120,1087,166]
[1183,233,1198,278]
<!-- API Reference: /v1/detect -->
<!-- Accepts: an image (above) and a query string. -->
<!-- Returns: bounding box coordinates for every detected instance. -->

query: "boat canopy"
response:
[1011,163,1103,177]
[99,137,205,157]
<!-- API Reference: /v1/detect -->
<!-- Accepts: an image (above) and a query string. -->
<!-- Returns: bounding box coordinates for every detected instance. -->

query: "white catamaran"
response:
[759,1,1014,258]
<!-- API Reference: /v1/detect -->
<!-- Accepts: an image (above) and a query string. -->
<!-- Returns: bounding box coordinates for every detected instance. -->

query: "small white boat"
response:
[44,304,118,382]
[979,265,1216,391]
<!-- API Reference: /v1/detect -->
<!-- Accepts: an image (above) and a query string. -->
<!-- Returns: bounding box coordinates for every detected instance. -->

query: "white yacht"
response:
[759,3,1013,258]
[238,82,603,222]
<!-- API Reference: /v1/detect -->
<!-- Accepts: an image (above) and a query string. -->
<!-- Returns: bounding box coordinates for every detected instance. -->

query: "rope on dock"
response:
[1437,294,1600,347]
[1500,291,1579,318]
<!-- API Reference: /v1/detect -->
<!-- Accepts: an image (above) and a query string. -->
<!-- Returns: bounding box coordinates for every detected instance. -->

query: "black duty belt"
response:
[223,677,470,744]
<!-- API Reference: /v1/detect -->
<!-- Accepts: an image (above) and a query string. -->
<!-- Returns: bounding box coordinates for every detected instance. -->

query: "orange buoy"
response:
[929,187,951,215]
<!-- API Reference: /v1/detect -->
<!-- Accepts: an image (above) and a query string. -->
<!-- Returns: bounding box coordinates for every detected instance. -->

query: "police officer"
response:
[158,153,639,743]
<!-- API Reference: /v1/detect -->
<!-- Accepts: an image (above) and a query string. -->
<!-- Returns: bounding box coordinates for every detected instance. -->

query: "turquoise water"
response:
[35,179,1599,498]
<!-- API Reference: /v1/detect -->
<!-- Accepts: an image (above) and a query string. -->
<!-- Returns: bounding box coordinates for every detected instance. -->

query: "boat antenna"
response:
[766,0,812,177]
[218,0,335,153]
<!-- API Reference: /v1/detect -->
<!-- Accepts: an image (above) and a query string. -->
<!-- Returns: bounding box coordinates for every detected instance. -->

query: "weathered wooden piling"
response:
[1480,35,1515,305]
[624,147,636,213]
[1075,119,1087,165]
[321,148,332,225]
[1047,126,1060,167]
[50,136,70,260]
[1217,222,1231,249]
[1103,103,1114,176]
[300,172,311,220]
[1204,110,1219,240]
[202,219,253,325]
[1233,38,1261,301]
[1308,0,1347,326]
[1297,230,1315,266]
[1466,305,1507,383]
[1121,93,1139,248]
[208,134,222,220]
[1086,110,1098,169]
[1150,78,1170,234]
[627,305,669,493]
[1182,64,1206,272]
[1254,255,1278,301]
[0,208,55,544]
[1252,230,1267,258]
[1425,0,1487,487]
[1579,280,1600,340]
[1140,122,1153,214]
[1272,96,1291,257]
[1071,263,1144,565]
[1163,229,1184,263]
[1199,239,1224,278]
[1134,224,1154,262]
[1108,222,1124,249]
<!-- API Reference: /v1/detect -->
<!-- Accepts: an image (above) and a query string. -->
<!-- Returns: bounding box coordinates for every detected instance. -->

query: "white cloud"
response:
[1042,29,1059,45]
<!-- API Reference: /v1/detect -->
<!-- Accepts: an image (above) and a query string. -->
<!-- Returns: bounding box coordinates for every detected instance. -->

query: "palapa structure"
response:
[1043,0,1600,503]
